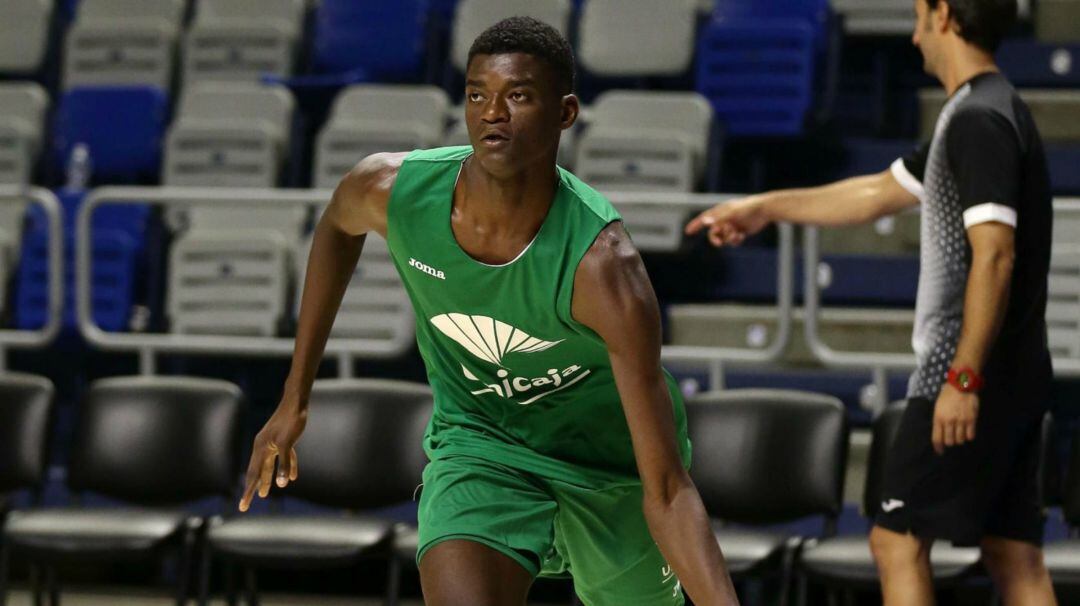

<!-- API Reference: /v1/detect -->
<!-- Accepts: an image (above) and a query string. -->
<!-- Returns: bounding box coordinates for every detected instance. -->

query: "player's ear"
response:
[560,94,580,131]
[934,0,953,35]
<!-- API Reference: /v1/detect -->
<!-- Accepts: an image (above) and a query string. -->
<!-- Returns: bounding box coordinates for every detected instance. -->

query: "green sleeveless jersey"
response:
[385,146,691,487]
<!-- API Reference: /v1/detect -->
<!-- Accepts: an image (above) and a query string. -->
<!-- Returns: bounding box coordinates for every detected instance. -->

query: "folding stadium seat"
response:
[294,233,414,349]
[310,0,430,82]
[51,86,169,184]
[0,373,54,512]
[0,83,48,186]
[829,0,915,36]
[998,39,1080,88]
[1035,0,1080,43]
[1046,246,1080,359]
[578,0,697,78]
[0,0,53,75]
[449,0,572,74]
[797,401,983,600]
[313,84,450,189]
[696,13,819,136]
[1,376,244,606]
[183,0,306,85]
[574,90,714,193]
[686,389,848,602]
[63,0,186,91]
[919,89,1080,143]
[199,379,432,606]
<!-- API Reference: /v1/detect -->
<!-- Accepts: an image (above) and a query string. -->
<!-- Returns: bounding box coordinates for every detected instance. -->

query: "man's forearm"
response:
[761,172,912,227]
[643,475,739,606]
[282,217,365,406]
[951,248,1014,373]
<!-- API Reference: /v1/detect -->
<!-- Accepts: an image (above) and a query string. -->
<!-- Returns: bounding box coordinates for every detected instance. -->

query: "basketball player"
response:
[687,1,1054,604]
[238,17,739,606]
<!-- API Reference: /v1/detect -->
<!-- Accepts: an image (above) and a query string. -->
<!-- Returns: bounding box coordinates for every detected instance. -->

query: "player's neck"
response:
[459,156,559,225]
[939,44,998,97]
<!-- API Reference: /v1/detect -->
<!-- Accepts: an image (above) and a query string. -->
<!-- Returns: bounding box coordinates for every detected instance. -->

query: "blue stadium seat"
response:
[1047,144,1080,194]
[696,17,819,136]
[998,39,1080,88]
[836,137,917,179]
[819,254,919,307]
[16,189,148,333]
[51,86,168,184]
[311,0,430,81]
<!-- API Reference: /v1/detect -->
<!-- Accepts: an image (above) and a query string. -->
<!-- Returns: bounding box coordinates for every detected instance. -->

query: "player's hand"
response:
[931,386,979,455]
[684,196,771,247]
[238,397,308,512]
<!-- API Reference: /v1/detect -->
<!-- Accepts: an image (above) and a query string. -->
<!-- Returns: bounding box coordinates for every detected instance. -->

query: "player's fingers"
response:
[707,224,725,247]
[277,447,292,488]
[685,212,710,235]
[289,447,299,481]
[238,478,257,512]
[257,447,277,498]
[965,419,976,442]
[943,421,957,447]
[729,231,746,247]
[931,420,944,455]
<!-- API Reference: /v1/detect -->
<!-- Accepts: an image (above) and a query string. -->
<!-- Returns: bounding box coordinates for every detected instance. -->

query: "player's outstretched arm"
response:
[572,222,740,606]
[685,170,919,247]
[238,152,405,512]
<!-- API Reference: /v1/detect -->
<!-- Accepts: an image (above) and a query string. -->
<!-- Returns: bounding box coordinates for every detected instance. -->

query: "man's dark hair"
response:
[467,16,575,96]
[926,0,1017,52]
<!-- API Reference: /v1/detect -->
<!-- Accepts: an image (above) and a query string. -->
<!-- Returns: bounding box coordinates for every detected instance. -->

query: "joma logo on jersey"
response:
[409,258,445,280]
[430,313,591,406]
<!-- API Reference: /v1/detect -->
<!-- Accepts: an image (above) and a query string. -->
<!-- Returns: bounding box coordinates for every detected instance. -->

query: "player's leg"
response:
[979,536,1056,606]
[548,480,684,606]
[868,525,935,605]
[419,539,533,606]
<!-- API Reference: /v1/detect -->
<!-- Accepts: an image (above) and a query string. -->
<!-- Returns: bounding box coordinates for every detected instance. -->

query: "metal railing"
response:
[0,186,63,371]
[76,188,796,379]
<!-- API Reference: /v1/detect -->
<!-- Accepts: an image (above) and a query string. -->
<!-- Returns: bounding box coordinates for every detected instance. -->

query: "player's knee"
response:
[870,526,929,568]
[980,537,1047,580]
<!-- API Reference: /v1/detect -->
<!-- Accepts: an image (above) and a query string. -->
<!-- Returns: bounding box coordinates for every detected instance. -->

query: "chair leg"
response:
[45,566,58,606]
[795,573,809,606]
[176,529,196,606]
[29,564,43,606]
[384,556,400,606]
[224,560,238,606]
[0,540,9,606]
[243,567,259,606]
[197,550,212,606]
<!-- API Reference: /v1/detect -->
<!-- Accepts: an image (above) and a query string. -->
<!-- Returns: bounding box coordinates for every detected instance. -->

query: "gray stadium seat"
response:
[167,230,290,336]
[578,0,697,77]
[294,231,414,350]
[314,85,450,189]
[450,0,572,73]
[574,91,713,192]
[63,0,186,90]
[831,0,915,36]
[183,0,306,84]
[920,88,1080,143]
[1048,246,1080,359]
[0,0,53,74]
[1035,0,1080,43]
[820,213,920,256]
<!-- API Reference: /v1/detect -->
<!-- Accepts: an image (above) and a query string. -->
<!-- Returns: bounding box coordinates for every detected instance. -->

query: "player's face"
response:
[464,53,575,178]
[912,0,942,77]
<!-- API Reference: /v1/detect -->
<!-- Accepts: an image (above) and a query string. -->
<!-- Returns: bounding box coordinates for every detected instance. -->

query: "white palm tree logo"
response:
[430,313,563,367]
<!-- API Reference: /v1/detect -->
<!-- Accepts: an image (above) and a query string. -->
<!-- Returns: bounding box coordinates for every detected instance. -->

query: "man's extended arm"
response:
[238,152,402,511]
[572,222,739,606]
[685,170,920,247]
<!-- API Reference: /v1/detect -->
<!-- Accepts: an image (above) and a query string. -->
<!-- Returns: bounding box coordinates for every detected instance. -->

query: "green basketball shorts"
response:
[416,455,685,606]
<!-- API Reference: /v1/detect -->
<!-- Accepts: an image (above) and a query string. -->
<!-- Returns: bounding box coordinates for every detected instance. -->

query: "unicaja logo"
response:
[409,257,445,280]
[430,313,590,406]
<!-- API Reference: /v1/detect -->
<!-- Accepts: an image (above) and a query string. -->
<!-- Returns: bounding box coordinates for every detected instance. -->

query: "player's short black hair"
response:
[925,0,1017,52]
[467,16,575,96]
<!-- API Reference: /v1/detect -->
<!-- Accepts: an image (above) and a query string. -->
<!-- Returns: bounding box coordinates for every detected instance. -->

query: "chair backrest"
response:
[861,400,908,516]
[0,82,49,185]
[184,0,305,83]
[311,0,430,78]
[578,0,697,77]
[0,373,54,495]
[67,376,244,505]
[78,0,186,24]
[450,0,572,73]
[194,0,304,29]
[0,0,53,73]
[830,0,914,36]
[52,86,168,184]
[1047,245,1080,359]
[686,389,848,525]
[285,379,433,510]
[590,90,713,159]
[1034,0,1080,43]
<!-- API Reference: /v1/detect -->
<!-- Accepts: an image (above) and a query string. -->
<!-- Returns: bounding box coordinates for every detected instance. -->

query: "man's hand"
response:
[931,385,979,455]
[685,196,771,247]
[238,398,308,511]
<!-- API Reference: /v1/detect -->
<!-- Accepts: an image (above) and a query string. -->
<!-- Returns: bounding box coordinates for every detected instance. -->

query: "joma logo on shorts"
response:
[409,257,445,280]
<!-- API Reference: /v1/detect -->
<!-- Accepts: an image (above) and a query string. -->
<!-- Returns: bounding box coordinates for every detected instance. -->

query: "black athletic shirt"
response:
[891,72,1053,402]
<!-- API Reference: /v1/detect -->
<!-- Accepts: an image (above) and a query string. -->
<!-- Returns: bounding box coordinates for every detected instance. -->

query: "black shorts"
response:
[874,395,1047,547]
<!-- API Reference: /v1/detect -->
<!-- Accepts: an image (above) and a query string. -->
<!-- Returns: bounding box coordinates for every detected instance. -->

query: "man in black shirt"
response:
[686,0,1055,604]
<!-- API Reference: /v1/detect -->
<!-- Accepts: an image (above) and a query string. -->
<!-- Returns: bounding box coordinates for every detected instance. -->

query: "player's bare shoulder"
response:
[325,152,409,237]
[572,221,659,334]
